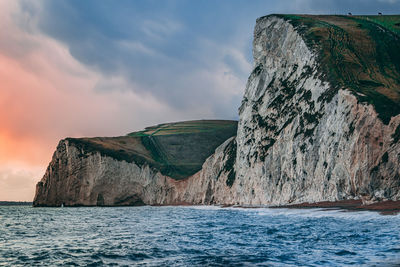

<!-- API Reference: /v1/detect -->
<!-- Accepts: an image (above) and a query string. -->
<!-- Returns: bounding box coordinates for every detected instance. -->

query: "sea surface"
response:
[0,206,399,266]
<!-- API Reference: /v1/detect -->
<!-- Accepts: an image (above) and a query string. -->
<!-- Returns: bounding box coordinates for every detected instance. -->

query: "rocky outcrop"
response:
[33,137,236,206]
[233,15,400,205]
[34,15,400,207]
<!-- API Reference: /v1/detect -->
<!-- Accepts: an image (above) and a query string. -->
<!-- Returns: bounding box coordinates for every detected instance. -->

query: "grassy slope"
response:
[276,14,400,124]
[67,120,238,180]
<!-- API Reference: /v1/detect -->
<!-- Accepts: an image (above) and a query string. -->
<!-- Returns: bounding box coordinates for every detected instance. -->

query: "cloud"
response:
[378,0,399,3]
[29,0,400,122]
[27,0,252,118]
[142,18,183,40]
[0,0,203,200]
[0,164,43,201]
[278,0,400,14]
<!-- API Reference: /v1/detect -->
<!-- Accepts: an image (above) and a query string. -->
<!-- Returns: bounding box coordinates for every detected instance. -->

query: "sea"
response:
[0,205,399,266]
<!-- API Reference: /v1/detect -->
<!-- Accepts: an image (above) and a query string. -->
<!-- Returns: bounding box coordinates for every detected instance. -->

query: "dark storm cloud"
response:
[22,0,400,118]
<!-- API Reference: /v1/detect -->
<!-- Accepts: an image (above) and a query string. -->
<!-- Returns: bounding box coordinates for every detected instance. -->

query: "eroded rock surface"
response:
[33,137,236,206]
[233,16,400,205]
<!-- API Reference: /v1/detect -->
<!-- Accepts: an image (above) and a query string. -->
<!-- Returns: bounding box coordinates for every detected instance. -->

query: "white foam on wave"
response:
[168,205,400,222]
[255,207,400,221]
[185,205,223,210]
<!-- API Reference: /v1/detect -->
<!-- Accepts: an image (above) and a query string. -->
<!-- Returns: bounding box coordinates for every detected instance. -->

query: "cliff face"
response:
[33,137,236,206]
[233,15,400,205]
[33,120,238,207]
[34,15,400,207]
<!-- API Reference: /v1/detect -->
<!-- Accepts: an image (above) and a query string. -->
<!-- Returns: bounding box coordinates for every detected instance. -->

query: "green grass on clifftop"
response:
[276,14,400,124]
[128,120,237,179]
[68,120,237,180]
[360,15,400,35]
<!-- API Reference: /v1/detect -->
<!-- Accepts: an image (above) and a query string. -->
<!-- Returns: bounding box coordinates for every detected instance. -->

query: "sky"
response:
[1,0,399,201]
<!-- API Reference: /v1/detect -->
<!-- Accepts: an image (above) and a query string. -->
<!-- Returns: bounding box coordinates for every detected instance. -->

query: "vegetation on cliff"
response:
[67,120,237,180]
[273,14,400,124]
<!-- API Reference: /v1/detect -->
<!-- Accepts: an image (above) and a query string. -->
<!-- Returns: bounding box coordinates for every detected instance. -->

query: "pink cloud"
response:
[0,1,196,201]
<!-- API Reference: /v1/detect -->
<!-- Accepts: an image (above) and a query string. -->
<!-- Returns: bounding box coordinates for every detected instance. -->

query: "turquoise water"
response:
[0,206,399,266]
